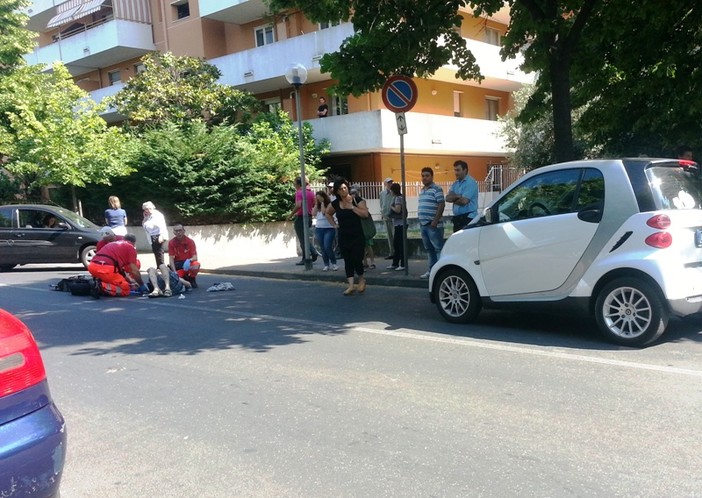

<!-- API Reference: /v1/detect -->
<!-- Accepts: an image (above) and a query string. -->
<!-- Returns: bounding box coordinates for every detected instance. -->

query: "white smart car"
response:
[429,158,702,347]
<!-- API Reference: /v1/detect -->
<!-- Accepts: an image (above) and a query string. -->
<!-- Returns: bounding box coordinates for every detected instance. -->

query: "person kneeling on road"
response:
[88,233,146,298]
[168,224,201,288]
[146,263,191,297]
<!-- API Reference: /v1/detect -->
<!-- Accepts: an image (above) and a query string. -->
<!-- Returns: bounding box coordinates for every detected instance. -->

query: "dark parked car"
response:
[0,204,101,271]
[0,309,66,496]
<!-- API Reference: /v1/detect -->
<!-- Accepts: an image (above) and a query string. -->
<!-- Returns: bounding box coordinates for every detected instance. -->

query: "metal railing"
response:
[313,165,525,200]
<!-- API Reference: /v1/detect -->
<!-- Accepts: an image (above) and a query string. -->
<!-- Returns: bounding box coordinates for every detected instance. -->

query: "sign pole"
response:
[400,133,408,276]
[381,75,418,278]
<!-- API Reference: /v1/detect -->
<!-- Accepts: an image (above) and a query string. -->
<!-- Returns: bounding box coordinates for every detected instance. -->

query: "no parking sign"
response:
[381,76,418,114]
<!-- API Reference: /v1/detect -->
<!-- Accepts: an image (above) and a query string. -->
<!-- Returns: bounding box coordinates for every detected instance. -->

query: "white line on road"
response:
[133,298,702,379]
[16,284,702,379]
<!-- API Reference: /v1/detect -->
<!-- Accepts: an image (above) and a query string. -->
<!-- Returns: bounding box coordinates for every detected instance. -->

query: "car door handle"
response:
[13,233,25,238]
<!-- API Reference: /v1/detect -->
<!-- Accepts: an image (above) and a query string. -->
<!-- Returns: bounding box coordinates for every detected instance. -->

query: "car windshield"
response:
[52,206,100,229]
[646,164,702,210]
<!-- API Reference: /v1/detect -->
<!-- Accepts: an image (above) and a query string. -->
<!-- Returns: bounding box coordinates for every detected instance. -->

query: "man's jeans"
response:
[420,224,444,270]
[294,215,317,260]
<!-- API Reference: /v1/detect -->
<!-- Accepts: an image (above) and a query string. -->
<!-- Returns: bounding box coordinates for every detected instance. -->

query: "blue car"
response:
[0,309,66,497]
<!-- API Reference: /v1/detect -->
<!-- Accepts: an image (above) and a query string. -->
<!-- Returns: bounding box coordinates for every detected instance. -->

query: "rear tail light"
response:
[0,311,47,398]
[645,232,672,248]
[646,214,671,229]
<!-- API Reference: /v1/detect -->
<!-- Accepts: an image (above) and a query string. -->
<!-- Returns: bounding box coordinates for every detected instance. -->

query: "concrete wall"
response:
[132,218,454,270]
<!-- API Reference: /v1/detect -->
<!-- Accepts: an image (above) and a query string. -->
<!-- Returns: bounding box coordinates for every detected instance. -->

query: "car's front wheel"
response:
[594,277,668,347]
[433,268,481,323]
[80,245,96,268]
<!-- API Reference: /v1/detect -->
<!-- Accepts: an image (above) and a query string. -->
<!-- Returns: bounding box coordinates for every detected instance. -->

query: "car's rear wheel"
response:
[433,268,481,323]
[595,277,668,347]
[80,245,96,268]
[0,264,16,272]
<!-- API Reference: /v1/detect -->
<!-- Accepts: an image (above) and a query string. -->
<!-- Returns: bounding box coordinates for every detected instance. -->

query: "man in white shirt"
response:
[142,201,169,266]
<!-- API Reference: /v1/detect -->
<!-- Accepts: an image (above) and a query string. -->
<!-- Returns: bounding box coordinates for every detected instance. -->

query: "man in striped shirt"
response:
[417,167,445,279]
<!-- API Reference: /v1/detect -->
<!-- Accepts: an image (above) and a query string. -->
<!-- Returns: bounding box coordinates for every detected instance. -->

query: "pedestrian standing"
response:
[104,195,128,236]
[379,178,395,260]
[417,167,445,279]
[142,201,168,267]
[386,183,406,271]
[288,177,318,265]
[445,160,478,233]
[313,191,338,271]
[326,178,368,295]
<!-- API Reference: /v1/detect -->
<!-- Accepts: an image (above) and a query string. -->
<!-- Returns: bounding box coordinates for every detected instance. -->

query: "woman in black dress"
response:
[326,178,369,295]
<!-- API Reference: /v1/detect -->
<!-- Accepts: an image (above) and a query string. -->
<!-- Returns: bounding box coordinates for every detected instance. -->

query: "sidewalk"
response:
[206,257,431,289]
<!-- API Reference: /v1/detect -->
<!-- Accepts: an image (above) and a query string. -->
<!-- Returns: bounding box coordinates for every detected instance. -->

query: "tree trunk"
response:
[550,56,575,163]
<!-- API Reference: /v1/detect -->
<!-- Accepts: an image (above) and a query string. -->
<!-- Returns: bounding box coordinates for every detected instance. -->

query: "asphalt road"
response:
[2,267,702,497]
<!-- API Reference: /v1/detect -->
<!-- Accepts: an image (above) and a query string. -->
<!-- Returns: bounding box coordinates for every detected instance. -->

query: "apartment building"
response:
[23,0,531,184]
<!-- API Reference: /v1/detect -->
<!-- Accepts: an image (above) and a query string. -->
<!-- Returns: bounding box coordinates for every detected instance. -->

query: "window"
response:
[485,98,499,121]
[173,1,189,20]
[107,70,121,86]
[453,91,463,117]
[319,20,340,30]
[0,207,12,228]
[485,27,501,46]
[262,98,281,114]
[134,63,146,74]
[332,95,348,115]
[255,25,275,47]
[495,169,582,222]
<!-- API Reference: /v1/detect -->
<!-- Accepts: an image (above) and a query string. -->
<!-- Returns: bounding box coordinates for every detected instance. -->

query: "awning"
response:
[74,0,111,20]
[46,0,110,29]
[46,6,81,29]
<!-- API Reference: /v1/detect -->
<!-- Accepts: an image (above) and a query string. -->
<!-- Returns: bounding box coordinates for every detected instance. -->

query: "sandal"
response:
[369,264,376,270]
[357,280,366,293]
[148,290,163,298]
[163,289,173,297]
[343,287,355,296]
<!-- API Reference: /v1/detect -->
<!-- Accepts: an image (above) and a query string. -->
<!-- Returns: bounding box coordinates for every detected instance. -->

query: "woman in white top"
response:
[142,201,168,266]
[312,191,338,271]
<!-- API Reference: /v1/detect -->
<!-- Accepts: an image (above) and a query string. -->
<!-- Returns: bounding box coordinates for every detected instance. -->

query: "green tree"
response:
[0,63,134,199]
[77,112,329,224]
[0,0,33,75]
[268,0,604,162]
[498,85,600,170]
[108,52,261,130]
[572,2,702,157]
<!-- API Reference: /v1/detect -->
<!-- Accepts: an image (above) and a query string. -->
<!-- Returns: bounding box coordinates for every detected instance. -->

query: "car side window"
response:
[574,168,605,210]
[0,207,12,228]
[496,169,581,222]
[18,209,61,229]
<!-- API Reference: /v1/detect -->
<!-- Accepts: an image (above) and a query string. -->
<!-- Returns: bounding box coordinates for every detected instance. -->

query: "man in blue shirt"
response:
[417,167,445,278]
[445,160,478,232]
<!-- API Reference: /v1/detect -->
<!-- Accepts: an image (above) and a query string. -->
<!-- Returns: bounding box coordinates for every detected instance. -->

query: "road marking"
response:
[13,284,702,379]
[132,299,702,379]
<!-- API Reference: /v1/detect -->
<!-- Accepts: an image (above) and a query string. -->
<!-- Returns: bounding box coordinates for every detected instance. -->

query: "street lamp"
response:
[285,63,313,270]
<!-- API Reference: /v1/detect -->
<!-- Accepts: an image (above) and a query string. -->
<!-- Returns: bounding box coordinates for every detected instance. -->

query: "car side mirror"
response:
[483,206,494,224]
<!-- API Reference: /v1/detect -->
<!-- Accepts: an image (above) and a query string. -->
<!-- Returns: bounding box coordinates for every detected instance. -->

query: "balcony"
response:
[89,83,124,123]
[211,23,355,94]
[308,110,507,156]
[199,0,267,24]
[24,19,155,77]
[433,38,532,92]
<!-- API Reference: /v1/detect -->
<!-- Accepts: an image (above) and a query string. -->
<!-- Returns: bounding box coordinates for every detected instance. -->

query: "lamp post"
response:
[285,63,313,271]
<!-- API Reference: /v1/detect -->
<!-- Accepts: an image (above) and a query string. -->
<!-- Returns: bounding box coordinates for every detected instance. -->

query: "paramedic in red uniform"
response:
[168,224,201,288]
[88,233,145,297]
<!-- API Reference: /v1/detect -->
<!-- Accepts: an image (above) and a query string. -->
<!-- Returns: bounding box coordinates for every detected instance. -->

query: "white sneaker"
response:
[420,271,430,279]
[331,264,338,271]
[395,266,405,271]
[322,266,329,271]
